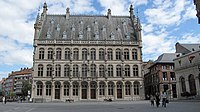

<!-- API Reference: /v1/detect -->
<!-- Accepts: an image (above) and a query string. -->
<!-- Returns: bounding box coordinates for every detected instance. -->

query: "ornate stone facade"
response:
[32,2,143,102]
[174,43,200,99]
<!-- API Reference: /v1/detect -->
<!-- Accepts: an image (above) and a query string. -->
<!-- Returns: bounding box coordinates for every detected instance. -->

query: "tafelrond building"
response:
[32,2,143,102]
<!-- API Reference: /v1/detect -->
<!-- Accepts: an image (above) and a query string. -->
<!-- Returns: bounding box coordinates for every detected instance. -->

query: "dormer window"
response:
[50,18,54,24]
[79,20,83,24]
[122,19,126,25]
[192,48,195,51]
[95,31,99,39]
[47,29,51,39]
[71,24,75,31]
[63,31,67,39]
[116,25,120,31]
[110,32,115,39]
[87,25,91,31]
[79,31,83,39]
[56,24,60,31]
[94,19,98,24]
[102,25,106,31]
[125,33,130,39]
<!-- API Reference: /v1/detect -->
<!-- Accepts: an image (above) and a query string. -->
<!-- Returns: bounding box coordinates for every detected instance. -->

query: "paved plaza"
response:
[0,100,200,112]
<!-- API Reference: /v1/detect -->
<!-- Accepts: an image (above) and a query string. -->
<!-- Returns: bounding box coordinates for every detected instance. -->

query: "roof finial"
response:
[42,2,48,14]
[66,8,70,19]
[107,9,111,20]
[129,4,134,18]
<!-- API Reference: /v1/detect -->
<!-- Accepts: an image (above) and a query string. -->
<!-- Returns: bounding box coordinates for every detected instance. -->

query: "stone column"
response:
[79,81,81,101]
[131,82,134,100]
[105,82,108,99]
[96,81,99,100]
[88,82,91,100]
[122,81,125,99]
[52,82,55,101]
[114,82,117,100]
[60,81,63,101]
[69,82,72,99]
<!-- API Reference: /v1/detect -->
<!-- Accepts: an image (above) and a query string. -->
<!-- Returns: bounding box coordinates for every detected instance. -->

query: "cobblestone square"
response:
[0,101,200,112]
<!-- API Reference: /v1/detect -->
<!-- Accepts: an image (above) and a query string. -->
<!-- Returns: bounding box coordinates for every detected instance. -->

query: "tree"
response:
[21,80,32,96]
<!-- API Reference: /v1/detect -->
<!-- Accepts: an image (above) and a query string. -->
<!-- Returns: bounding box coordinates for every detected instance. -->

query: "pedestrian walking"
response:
[150,95,155,106]
[2,96,5,104]
[4,96,7,104]
[155,93,160,107]
[161,92,167,107]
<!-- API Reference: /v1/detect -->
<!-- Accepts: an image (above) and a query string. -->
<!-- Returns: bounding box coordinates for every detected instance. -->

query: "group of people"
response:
[1,96,7,104]
[149,92,168,108]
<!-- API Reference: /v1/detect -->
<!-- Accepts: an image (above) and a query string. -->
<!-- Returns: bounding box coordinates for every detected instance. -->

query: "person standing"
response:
[2,96,5,104]
[161,92,167,107]
[150,95,155,106]
[155,93,160,107]
[4,96,7,104]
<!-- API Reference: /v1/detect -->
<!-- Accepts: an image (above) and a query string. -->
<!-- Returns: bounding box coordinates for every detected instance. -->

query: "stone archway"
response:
[81,81,88,99]
[117,81,123,99]
[90,81,97,99]
[189,74,197,96]
[54,81,61,99]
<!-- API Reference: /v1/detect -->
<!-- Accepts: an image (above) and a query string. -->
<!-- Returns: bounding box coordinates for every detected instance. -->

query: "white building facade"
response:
[174,43,200,99]
[32,3,144,102]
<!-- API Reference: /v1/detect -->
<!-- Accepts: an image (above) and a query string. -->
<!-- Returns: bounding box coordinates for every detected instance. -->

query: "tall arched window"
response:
[116,65,122,77]
[55,64,61,77]
[82,64,88,77]
[64,64,70,77]
[107,48,113,60]
[180,77,186,92]
[108,65,113,77]
[189,74,197,95]
[65,48,70,60]
[124,48,129,60]
[90,64,96,77]
[108,82,114,95]
[37,81,43,96]
[125,65,130,77]
[116,48,121,60]
[48,48,53,59]
[133,65,138,76]
[125,82,131,95]
[64,82,70,96]
[39,48,44,59]
[46,81,52,96]
[99,65,105,77]
[99,48,105,60]
[82,48,88,60]
[132,49,137,60]
[73,82,79,96]
[90,48,96,60]
[46,64,52,77]
[38,64,43,77]
[73,65,79,77]
[99,82,105,95]
[73,48,79,60]
[56,48,62,59]
[134,81,140,95]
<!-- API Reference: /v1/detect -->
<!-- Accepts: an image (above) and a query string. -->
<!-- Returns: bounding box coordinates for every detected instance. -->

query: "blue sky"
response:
[0,0,199,80]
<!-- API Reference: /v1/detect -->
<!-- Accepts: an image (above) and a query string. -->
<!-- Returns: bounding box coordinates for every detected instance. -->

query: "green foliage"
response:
[22,80,32,96]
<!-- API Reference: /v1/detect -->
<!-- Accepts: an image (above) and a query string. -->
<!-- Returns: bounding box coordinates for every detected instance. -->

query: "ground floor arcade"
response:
[32,80,144,102]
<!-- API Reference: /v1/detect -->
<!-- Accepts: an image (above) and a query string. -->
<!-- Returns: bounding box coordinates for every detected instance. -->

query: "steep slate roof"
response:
[154,53,177,63]
[39,15,137,41]
[176,42,200,54]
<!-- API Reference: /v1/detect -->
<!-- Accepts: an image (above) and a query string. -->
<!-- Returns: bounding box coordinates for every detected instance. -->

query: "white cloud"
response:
[177,33,200,43]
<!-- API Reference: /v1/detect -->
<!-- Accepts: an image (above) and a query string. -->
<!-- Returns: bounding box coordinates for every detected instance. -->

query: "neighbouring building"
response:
[144,53,177,99]
[174,42,200,99]
[1,68,32,97]
[32,2,143,102]
[13,68,32,96]
[194,0,200,23]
